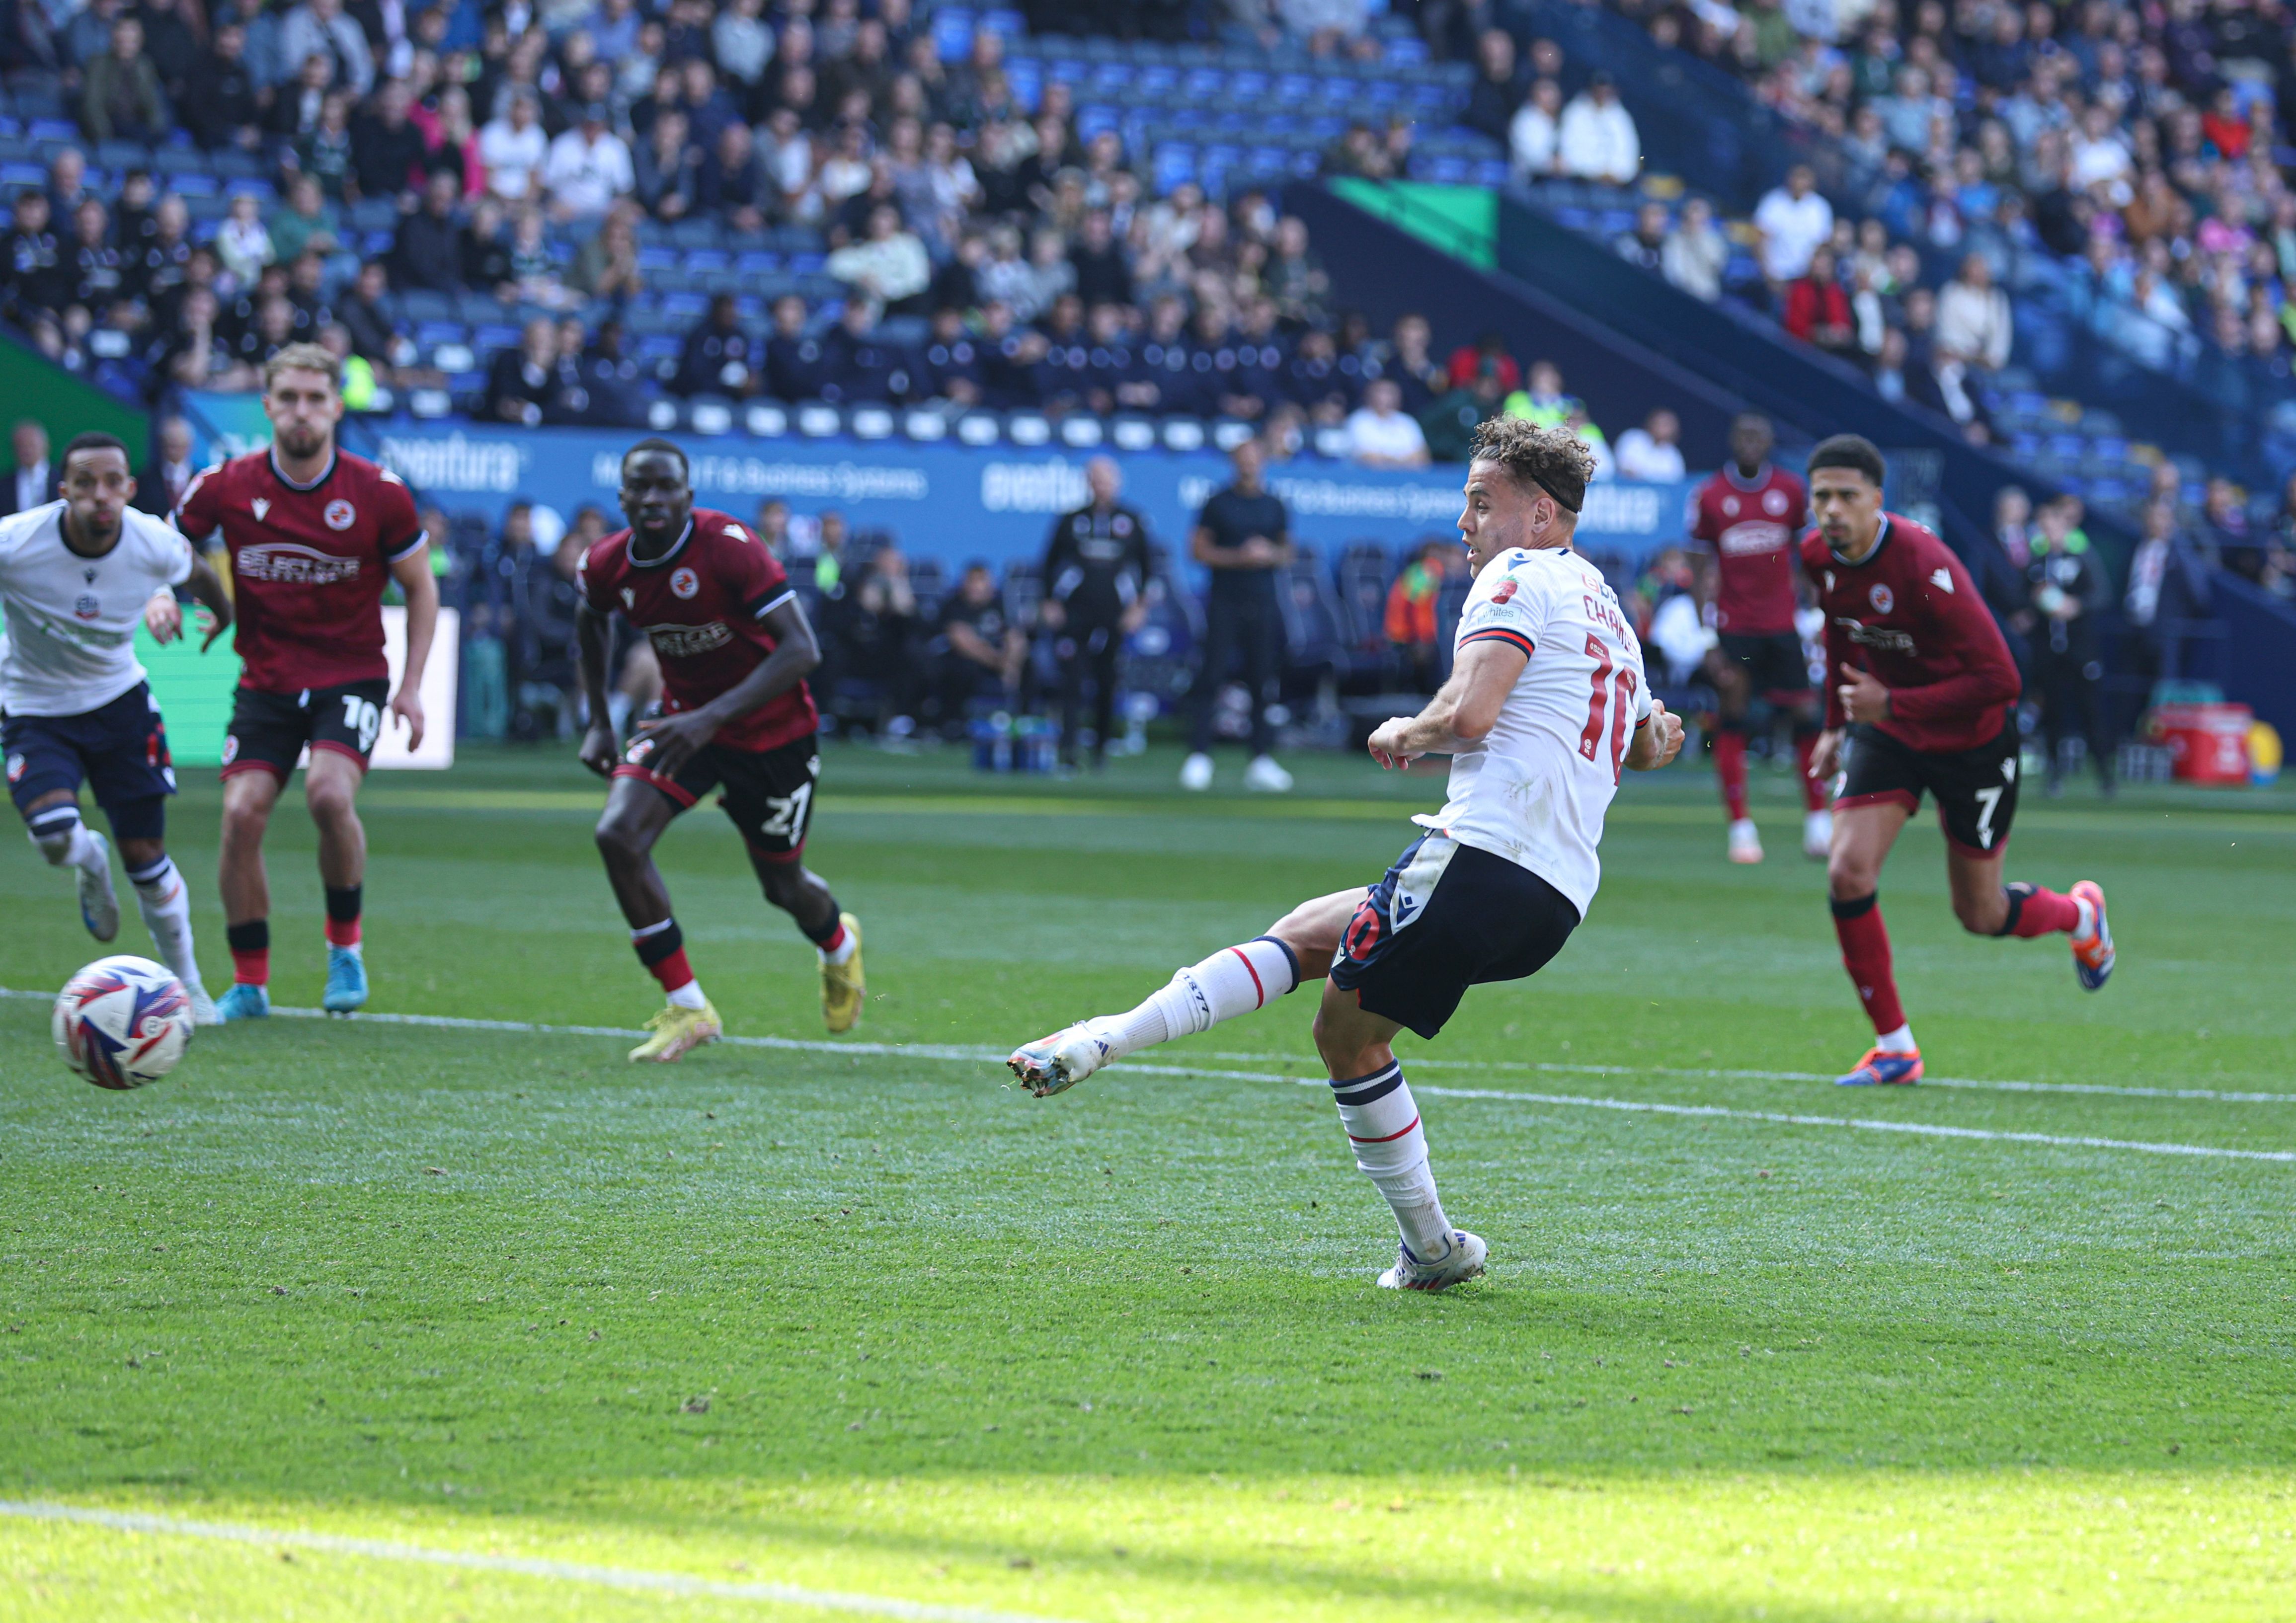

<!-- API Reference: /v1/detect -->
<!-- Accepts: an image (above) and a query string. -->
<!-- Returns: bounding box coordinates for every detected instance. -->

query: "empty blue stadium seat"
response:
[932,6,974,61]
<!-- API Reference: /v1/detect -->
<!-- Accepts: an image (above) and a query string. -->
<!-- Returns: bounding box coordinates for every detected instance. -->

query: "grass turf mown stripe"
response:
[7,990,2286,1164]
[0,1500,1083,1623]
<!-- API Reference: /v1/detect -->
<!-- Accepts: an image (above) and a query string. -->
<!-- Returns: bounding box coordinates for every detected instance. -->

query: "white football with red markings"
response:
[52,955,194,1090]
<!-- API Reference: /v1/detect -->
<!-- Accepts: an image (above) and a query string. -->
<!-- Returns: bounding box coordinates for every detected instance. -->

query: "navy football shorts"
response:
[2,681,175,842]
[1329,833,1582,1040]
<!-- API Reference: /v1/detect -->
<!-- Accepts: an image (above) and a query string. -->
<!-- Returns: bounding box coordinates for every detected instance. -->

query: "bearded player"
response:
[1688,412,1828,864]
[2,432,234,1017]
[575,439,862,1062]
[1012,420,1684,1291]
[173,344,438,1020]
[1801,436,2113,1087]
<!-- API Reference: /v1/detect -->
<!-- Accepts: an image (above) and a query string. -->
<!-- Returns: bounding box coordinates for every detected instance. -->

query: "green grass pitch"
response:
[3,742,2293,1622]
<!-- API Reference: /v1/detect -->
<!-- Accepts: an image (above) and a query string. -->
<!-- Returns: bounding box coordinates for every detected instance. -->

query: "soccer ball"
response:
[53,956,194,1090]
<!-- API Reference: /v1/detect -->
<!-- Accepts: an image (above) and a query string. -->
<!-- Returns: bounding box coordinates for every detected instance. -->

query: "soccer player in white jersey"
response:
[1012,420,1684,1289]
[0,432,234,1018]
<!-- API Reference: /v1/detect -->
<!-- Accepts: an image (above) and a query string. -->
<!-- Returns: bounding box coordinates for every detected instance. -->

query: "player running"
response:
[1801,436,2114,1087]
[575,439,862,1061]
[2,432,233,1018]
[1011,420,1684,1290]
[172,343,440,1020]
[1687,412,1829,864]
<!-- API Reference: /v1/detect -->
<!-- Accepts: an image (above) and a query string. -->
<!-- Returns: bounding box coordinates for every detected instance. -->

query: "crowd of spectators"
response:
[1521,0,2296,382]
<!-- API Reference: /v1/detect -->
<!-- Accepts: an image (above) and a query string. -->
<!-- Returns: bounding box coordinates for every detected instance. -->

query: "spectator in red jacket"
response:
[1443,328,1520,393]
[1783,247,1856,359]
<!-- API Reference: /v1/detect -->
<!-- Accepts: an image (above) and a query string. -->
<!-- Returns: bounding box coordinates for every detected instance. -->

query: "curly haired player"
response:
[1799,435,2114,1086]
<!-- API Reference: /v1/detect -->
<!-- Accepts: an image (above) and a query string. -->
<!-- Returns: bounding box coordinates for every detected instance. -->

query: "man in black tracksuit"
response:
[2025,495,2112,796]
[1042,455,1153,769]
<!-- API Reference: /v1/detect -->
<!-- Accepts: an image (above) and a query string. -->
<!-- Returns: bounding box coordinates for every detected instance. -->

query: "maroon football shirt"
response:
[1688,463,1806,636]
[1801,513,2022,755]
[173,449,425,692]
[577,507,818,753]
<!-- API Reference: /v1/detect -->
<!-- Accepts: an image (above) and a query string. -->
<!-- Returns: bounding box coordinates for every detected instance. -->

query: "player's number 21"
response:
[1577,634,1637,784]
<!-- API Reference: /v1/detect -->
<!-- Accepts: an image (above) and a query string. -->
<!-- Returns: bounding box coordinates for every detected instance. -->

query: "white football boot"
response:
[1243,754,1293,792]
[1378,1230,1488,1292]
[1007,1021,1113,1096]
[187,985,221,1026]
[77,829,119,941]
[1803,808,1833,860]
[1179,752,1214,791]
[1727,818,1764,864]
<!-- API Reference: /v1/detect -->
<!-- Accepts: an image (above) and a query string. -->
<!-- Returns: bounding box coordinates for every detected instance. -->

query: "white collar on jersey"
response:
[625,516,694,569]
[267,448,337,492]
[1828,512,1892,568]
[1721,461,1771,493]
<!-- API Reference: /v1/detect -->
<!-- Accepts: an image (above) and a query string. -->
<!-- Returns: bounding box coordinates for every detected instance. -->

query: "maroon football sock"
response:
[1830,893,1906,1036]
[1997,881,2083,938]
[1716,730,1751,822]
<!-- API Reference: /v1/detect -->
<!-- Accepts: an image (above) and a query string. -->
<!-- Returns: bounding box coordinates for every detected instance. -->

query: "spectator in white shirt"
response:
[1509,78,1564,181]
[1344,379,1431,468]
[825,204,933,311]
[1614,408,1686,482]
[543,104,635,222]
[478,93,548,204]
[1936,252,2013,372]
[1557,73,1640,186]
[1662,197,1729,302]
[2066,103,2133,195]
[1753,163,1833,286]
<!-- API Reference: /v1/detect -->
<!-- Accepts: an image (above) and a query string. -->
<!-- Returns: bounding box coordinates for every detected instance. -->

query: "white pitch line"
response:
[6,990,2286,1166]
[0,1500,1082,1623]
[14,987,2282,1105]
[1193,1050,2296,1105]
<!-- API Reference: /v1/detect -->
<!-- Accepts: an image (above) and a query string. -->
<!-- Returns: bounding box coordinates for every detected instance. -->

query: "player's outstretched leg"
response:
[1311,979,1483,1291]
[1827,799,1921,1085]
[22,793,120,942]
[306,752,370,1014]
[1008,890,1356,1095]
[596,778,720,1062]
[216,768,282,1021]
[748,847,862,1034]
[106,796,217,1024]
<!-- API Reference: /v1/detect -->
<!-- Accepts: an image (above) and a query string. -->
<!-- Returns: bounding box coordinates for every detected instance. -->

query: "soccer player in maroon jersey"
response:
[172,344,439,1021]
[574,440,862,1062]
[1801,436,2114,1086]
[1687,413,1829,864]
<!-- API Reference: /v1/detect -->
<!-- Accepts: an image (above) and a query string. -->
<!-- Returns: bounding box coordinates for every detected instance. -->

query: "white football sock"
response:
[128,856,204,991]
[818,923,858,965]
[1329,1059,1454,1259]
[666,980,709,1011]
[1875,1023,1917,1054]
[1102,936,1299,1058]
[26,804,99,869]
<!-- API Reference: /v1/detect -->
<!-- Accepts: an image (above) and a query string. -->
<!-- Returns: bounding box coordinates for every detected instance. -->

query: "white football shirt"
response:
[0,501,193,717]
[1412,544,1653,916]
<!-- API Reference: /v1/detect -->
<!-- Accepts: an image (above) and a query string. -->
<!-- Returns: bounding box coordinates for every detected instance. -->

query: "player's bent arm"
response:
[183,550,233,651]
[1368,638,1527,764]
[1623,698,1685,771]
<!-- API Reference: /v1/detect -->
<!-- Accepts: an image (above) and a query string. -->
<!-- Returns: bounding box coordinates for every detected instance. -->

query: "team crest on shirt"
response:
[5,753,23,784]
[669,566,700,599]
[74,592,99,619]
[1721,496,1740,517]
[1763,489,1789,516]
[1869,583,1895,613]
[323,499,356,531]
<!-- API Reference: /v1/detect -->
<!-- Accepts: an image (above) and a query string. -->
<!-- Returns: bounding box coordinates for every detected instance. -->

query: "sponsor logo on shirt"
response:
[1718,521,1788,556]
[1490,579,1519,605]
[250,497,271,522]
[5,753,23,783]
[669,566,700,600]
[645,621,732,658]
[236,542,362,584]
[1930,567,1954,592]
[323,499,356,532]
[1839,617,1915,653]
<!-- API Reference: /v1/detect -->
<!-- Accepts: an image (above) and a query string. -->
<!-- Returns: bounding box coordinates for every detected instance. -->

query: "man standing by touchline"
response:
[1181,437,1294,793]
